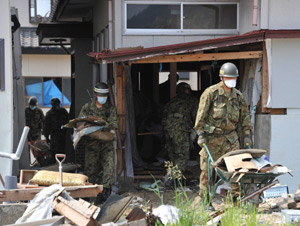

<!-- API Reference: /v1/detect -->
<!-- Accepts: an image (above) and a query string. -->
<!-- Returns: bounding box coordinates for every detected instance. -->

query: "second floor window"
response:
[125,2,238,35]
[29,0,51,24]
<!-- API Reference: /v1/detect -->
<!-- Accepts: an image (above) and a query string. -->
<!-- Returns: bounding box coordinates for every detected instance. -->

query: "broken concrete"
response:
[0,204,27,225]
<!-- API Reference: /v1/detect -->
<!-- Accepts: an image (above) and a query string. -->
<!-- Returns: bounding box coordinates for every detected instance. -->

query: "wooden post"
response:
[262,41,269,113]
[153,64,159,103]
[170,62,177,99]
[116,64,125,174]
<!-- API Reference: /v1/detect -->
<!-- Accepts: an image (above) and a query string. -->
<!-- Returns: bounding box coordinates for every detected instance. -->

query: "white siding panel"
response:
[122,36,153,48]
[22,55,71,78]
[153,36,185,47]
[270,39,300,108]
[270,115,300,194]
[268,0,300,29]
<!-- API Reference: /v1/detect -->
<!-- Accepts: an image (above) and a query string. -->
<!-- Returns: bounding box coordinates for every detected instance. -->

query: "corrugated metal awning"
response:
[88,29,300,64]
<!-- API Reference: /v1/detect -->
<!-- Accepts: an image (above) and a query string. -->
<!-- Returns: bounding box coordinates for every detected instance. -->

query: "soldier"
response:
[25,96,44,141]
[79,82,118,202]
[44,97,69,163]
[194,62,253,208]
[162,82,198,184]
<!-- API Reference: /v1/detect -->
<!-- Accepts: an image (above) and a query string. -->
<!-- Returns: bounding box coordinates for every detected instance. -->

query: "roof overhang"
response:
[88,29,300,64]
[36,22,92,45]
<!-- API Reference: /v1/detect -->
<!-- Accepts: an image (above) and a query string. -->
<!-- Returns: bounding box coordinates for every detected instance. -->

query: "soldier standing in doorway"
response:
[162,82,198,186]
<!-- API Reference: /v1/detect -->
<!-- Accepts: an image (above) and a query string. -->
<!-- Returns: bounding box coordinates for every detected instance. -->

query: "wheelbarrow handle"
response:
[55,154,66,163]
[203,143,215,163]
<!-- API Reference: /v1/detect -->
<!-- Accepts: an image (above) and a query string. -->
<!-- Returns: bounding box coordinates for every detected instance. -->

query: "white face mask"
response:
[97,96,107,104]
[224,79,236,88]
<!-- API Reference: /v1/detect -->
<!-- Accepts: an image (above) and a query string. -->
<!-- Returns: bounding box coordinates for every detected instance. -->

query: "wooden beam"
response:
[0,185,103,202]
[170,63,177,99]
[134,51,262,64]
[261,42,269,113]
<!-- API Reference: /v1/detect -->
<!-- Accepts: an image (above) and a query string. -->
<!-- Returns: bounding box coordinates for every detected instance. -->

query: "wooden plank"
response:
[0,185,103,202]
[261,42,269,113]
[170,62,177,99]
[134,51,262,64]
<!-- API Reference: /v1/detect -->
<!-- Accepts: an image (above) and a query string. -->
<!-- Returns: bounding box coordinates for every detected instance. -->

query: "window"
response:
[25,77,71,107]
[125,2,238,35]
[29,0,51,24]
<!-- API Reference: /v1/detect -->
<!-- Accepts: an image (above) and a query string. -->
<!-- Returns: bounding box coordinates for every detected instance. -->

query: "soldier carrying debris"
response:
[194,62,253,209]
[25,96,44,141]
[161,82,198,186]
[79,82,118,203]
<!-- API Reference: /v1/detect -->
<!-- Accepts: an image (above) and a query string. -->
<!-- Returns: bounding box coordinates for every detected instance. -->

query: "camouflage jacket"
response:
[79,100,118,130]
[194,82,252,143]
[162,94,198,131]
[44,107,69,137]
[25,107,44,134]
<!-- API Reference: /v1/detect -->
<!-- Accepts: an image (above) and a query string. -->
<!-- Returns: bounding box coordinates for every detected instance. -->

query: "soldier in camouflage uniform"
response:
[44,98,69,163]
[25,96,44,141]
[162,82,198,177]
[79,82,118,200]
[194,62,253,204]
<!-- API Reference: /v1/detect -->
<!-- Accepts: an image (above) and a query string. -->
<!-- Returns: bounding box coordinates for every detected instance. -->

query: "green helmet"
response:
[51,97,61,107]
[176,82,191,94]
[219,62,239,77]
[28,96,38,106]
[94,82,109,95]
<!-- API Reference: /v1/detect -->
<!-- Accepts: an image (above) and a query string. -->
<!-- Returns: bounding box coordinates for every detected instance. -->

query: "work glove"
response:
[197,135,207,147]
[243,136,252,148]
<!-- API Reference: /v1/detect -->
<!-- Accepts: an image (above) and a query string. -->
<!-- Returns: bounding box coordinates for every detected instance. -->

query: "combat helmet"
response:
[94,82,109,96]
[28,96,38,106]
[176,82,191,94]
[219,62,239,77]
[51,97,61,107]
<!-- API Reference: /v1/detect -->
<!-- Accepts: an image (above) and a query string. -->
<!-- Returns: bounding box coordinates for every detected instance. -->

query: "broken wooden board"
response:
[0,185,103,202]
[52,196,100,226]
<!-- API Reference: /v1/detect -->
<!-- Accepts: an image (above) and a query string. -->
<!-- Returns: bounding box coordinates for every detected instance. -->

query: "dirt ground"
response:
[118,182,292,225]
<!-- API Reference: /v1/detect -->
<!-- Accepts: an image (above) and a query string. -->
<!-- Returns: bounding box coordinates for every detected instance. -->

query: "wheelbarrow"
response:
[202,143,288,204]
[28,140,52,166]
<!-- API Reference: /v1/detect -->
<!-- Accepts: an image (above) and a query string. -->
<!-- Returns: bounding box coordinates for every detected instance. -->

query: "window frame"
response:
[24,77,71,108]
[29,0,51,24]
[0,39,4,91]
[124,1,239,35]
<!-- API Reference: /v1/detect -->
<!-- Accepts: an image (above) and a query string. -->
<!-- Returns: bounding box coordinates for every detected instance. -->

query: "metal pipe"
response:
[0,126,29,160]
[108,0,113,50]
[253,0,258,26]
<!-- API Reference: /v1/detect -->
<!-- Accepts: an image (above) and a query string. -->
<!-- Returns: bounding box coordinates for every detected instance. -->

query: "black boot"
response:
[96,188,111,204]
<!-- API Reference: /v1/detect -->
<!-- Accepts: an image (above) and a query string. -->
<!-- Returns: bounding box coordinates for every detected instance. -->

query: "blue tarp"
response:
[26,80,71,107]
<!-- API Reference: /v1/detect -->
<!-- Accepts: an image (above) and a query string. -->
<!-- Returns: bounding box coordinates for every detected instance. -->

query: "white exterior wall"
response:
[261,0,300,29]
[22,54,71,78]
[239,0,259,34]
[269,115,300,194]
[0,0,14,189]
[10,0,35,27]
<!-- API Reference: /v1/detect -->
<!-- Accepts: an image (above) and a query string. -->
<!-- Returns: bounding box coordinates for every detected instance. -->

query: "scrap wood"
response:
[0,185,103,202]
[52,195,100,226]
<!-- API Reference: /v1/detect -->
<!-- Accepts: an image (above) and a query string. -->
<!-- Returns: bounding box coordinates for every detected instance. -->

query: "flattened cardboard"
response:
[224,153,257,172]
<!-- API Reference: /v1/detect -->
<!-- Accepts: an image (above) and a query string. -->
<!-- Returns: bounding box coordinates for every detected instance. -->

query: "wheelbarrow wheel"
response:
[244,183,260,207]
[37,155,52,167]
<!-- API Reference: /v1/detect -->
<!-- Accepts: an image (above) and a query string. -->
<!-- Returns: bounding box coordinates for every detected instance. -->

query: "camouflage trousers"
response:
[164,127,190,173]
[199,135,240,199]
[84,140,114,189]
[28,131,42,142]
